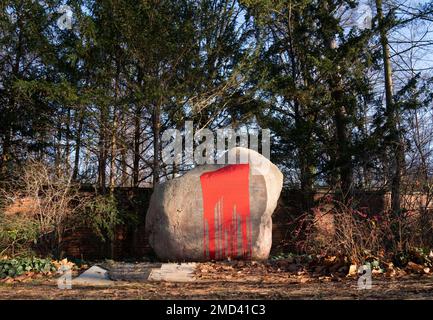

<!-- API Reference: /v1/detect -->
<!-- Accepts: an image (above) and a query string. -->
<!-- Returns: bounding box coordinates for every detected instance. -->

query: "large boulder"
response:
[145,147,283,261]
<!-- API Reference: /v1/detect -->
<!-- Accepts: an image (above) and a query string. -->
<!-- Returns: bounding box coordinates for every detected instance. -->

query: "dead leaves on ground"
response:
[196,254,433,284]
[406,262,430,274]
[0,271,45,284]
[52,258,76,271]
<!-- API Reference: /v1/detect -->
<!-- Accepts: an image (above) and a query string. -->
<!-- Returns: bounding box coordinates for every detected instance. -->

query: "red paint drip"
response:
[200,164,251,260]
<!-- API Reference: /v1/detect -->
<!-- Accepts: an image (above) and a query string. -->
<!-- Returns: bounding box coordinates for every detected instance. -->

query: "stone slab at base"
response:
[148,263,197,282]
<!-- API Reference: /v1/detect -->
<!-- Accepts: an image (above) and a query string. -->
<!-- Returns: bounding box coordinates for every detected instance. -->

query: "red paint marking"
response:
[200,164,251,260]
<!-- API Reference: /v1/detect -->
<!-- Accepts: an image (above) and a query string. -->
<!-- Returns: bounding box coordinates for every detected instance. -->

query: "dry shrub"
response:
[300,197,433,264]
[0,161,90,257]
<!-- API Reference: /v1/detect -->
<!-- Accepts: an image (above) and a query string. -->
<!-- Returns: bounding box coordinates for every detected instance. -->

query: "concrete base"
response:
[148,263,197,282]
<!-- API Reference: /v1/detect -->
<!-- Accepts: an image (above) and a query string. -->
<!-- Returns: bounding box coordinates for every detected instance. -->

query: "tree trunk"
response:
[109,107,118,193]
[72,109,84,181]
[0,130,11,176]
[323,0,353,200]
[152,103,161,187]
[333,87,353,199]
[55,121,62,177]
[120,143,128,186]
[376,0,404,214]
[1,18,23,176]
[133,106,142,187]
[287,5,314,210]
[98,107,108,193]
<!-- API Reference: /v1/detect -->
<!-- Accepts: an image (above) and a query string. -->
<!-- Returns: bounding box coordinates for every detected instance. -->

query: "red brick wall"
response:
[61,187,154,260]
[270,190,389,254]
[62,188,418,260]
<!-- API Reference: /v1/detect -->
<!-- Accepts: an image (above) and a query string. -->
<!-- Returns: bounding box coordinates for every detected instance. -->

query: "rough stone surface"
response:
[146,147,283,261]
[72,265,113,286]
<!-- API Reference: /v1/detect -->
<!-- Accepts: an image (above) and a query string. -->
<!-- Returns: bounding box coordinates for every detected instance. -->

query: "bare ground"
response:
[0,267,432,300]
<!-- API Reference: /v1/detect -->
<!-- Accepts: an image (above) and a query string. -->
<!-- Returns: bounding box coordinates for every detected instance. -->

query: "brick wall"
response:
[61,187,153,260]
[61,187,430,260]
